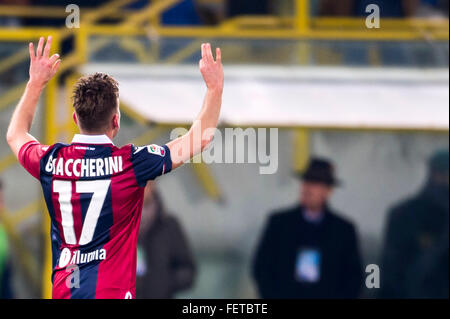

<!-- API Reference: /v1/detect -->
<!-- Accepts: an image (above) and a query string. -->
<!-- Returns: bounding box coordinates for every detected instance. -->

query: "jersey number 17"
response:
[53,180,111,245]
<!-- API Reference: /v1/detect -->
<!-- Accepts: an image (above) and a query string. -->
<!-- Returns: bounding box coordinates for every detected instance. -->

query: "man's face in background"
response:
[300,181,332,211]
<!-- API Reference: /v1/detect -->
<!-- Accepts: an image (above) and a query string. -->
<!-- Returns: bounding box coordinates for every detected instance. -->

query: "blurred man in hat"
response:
[380,149,449,299]
[252,158,363,299]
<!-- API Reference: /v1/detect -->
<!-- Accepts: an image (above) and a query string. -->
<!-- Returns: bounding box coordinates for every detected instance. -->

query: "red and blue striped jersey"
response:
[18,134,172,299]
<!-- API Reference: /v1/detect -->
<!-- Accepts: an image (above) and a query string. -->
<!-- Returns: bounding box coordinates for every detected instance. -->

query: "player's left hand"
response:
[28,36,61,87]
[199,43,224,92]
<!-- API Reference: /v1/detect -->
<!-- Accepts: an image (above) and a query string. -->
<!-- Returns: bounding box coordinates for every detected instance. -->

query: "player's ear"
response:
[112,113,120,130]
[72,112,78,126]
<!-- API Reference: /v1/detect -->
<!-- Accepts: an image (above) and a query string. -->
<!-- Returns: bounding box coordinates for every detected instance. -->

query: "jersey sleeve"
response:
[130,144,172,187]
[18,141,49,180]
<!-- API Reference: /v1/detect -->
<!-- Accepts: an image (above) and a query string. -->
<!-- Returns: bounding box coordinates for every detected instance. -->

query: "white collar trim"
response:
[72,134,114,145]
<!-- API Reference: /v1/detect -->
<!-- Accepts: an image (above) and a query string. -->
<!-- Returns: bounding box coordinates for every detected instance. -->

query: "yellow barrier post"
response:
[296,0,310,35]
[293,129,309,173]
[191,161,222,201]
[41,31,62,299]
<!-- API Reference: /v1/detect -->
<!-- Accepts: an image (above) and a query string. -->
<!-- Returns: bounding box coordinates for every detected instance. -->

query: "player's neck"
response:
[78,130,114,141]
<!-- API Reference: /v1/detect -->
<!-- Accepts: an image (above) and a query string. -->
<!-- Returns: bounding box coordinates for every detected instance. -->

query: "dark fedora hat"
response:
[296,157,340,186]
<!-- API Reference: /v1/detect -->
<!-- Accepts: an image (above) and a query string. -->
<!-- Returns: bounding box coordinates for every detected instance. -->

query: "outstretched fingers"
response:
[205,43,214,64]
[36,36,45,58]
[201,43,206,61]
[215,48,221,64]
[29,42,35,60]
[201,43,213,64]
[52,59,62,75]
[200,43,222,67]
[49,53,60,65]
[43,35,52,58]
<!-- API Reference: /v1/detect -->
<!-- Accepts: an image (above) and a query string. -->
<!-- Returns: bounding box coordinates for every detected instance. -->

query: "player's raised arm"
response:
[6,36,61,158]
[167,43,224,170]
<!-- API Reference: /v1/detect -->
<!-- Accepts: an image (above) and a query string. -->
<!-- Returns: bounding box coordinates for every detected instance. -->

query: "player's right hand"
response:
[28,36,61,87]
[199,43,224,92]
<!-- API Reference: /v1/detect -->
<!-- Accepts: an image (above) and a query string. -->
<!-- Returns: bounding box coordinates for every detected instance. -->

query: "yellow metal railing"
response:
[0,0,448,41]
[0,5,133,18]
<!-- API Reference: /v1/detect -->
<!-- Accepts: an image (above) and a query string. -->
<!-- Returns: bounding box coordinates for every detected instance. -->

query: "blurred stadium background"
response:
[0,0,448,299]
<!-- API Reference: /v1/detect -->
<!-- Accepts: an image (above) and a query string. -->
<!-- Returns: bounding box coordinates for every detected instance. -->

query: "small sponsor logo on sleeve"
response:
[147,144,165,157]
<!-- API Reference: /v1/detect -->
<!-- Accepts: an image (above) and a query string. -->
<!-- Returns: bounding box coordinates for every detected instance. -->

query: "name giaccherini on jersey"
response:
[45,155,124,177]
